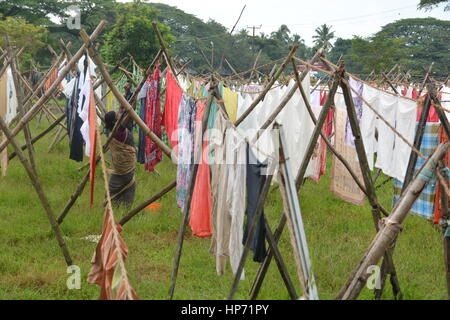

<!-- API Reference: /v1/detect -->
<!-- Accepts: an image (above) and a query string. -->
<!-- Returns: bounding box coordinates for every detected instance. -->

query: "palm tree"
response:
[312,24,335,51]
[271,24,291,44]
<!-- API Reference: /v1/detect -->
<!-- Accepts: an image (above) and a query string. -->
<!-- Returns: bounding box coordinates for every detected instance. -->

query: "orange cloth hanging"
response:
[87,208,139,300]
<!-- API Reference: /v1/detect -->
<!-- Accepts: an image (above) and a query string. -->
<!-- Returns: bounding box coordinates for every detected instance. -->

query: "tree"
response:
[328,38,353,64]
[376,18,450,76]
[313,24,335,52]
[271,25,291,44]
[101,2,174,71]
[349,36,413,75]
[418,0,450,11]
[0,17,47,69]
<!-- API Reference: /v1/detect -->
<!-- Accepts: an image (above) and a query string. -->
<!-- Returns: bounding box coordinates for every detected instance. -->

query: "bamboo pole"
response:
[8,113,66,161]
[57,47,164,225]
[0,116,73,266]
[6,35,38,177]
[0,20,108,153]
[168,89,215,299]
[228,166,275,300]
[80,29,173,159]
[339,142,449,300]
[235,45,300,127]
[119,180,177,226]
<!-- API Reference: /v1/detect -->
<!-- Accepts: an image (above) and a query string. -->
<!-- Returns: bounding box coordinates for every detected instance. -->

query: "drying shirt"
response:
[391,97,417,182]
[374,91,397,177]
[361,84,379,171]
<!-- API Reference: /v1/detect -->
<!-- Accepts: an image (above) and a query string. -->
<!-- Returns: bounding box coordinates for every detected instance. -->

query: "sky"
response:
[125,0,449,46]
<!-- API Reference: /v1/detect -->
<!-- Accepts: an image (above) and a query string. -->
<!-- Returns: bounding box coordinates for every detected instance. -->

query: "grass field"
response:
[0,118,447,300]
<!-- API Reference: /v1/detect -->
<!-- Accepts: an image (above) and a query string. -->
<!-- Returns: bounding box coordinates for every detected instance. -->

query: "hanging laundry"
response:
[209,112,247,277]
[137,82,149,164]
[360,84,417,181]
[393,122,441,220]
[4,67,17,125]
[391,97,418,182]
[222,86,238,123]
[78,58,94,158]
[163,70,183,147]
[190,99,213,238]
[143,62,162,172]
[243,144,268,263]
[309,89,328,183]
[87,208,139,300]
[43,66,63,92]
[176,94,197,211]
[344,77,363,148]
[331,92,365,206]
[65,77,84,162]
[361,84,379,171]
[375,92,397,178]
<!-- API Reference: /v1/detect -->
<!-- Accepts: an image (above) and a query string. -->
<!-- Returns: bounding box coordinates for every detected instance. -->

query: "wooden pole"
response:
[8,113,66,161]
[235,45,301,127]
[339,66,402,300]
[168,89,215,299]
[80,29,173,159]
[0,20,108,153]
[0,116,73,266]
[339,142,449,300]
[119,180,177,226]
[57,48,164,225]
[228,167,275,300]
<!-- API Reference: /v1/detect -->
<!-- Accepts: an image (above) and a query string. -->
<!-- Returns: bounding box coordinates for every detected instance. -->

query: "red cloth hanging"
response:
[189,100,212,238]
[163,71,183,147]
[416,94,440,123]
[89,79,97,208]
[144,61,163,172]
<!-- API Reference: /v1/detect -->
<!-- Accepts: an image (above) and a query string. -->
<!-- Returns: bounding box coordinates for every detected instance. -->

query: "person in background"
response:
[104,108,137,208]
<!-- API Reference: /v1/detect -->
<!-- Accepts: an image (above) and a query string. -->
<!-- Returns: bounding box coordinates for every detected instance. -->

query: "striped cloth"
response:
[393,122,441,220]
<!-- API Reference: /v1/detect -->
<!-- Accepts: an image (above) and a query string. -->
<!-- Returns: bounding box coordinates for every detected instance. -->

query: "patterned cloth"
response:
[393,122,441,219]
[176,94,197,211]
[144,62,162,172]
[344,78,363,147]
[434,126,450,224]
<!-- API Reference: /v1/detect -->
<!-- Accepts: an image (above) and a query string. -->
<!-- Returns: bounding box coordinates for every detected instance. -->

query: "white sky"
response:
[128,0,450,46]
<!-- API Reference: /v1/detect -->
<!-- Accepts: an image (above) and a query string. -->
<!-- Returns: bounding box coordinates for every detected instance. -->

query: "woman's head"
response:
[105,111,117,131]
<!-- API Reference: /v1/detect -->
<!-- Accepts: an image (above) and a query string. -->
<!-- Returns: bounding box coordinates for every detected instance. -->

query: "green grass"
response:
[0,118,447,300]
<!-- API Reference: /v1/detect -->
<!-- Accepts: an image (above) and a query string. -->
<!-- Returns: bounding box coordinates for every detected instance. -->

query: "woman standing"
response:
[104,110,137,208]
